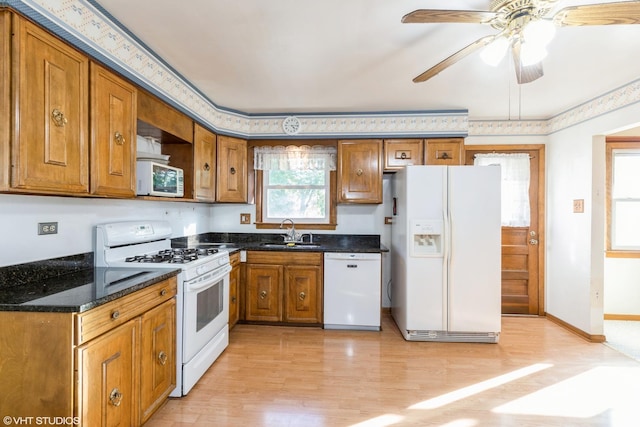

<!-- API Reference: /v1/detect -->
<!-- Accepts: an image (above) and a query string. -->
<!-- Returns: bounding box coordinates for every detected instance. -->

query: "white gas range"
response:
[95,220,231,397]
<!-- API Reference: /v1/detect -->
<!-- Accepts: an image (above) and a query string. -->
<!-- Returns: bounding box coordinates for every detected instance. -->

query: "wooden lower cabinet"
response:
[0,277,177,425]
[76,317,139,426]
[140,298,176,424]
[228,252,241,328]
[244,251,322,325]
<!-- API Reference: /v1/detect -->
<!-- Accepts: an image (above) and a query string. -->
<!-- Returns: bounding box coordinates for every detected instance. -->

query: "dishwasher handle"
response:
[324,252,381,261]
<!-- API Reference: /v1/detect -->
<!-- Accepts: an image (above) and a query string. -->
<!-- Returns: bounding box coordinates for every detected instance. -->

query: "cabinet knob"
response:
[108,388,123,407]
[259,290,267,299]
[160,288,167,296]
[400,152,407,159]
[355,168,363,176]
[51,108,67,127]
[158,350,168,366]
[231,296,237,303]
[111,310,120,320]
[230,166,236,175]
[114,131,125,145]
[439,152,450,160]
[204,162,211,171]
[299,291,306,301]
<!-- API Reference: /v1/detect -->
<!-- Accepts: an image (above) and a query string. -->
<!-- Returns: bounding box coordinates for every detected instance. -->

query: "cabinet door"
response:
[229,262,241,328]
[216,135,247,202]
[90,62,137,197]
[12,16,89,194]
[140,298,176,424]
[245,264,282,322]
[384,139,424,171]
[0,11,9,191]
[337,139,383,203]
[76,318,140,427]
[284,265,322,324]
[193,124,216,201]
[425,138,463,165]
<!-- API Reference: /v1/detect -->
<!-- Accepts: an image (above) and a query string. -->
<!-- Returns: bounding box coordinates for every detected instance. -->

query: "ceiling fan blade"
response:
[512,44,544,84]
[413,35,496,83]
[402,9,496,24]
[554,1,640,26]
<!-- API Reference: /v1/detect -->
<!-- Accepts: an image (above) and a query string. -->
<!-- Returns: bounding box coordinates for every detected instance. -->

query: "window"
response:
[254,144,337,229]
[607,141,640,253]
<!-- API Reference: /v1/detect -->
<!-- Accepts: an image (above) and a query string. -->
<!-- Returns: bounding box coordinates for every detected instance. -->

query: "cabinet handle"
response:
[231,296,237,303]
[230,166,236,175]
[259,290,267,299]
[114,131,125,145]
[355,168,363,176]
[108,388,123,407]
[158,351,168,366]
[299,291,306,301]
[400,152,407,159]
[438,152,450,160]
[51,108,67,127]
[204,162,210,171]
[160,288,167,296]
[111,310,120,320]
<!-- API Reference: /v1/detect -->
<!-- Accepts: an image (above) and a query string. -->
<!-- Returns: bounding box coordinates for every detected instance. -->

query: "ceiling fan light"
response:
[522,19,556,47]
[520,42,548,66]
[480,37,509,66]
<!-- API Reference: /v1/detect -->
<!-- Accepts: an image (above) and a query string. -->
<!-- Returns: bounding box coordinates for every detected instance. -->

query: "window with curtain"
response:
[608,144,640,252]
[474,153,531,227]
[254,145,337,225]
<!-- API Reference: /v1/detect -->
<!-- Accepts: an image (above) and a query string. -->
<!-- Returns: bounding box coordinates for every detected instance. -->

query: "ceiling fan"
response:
[403,0,640,84]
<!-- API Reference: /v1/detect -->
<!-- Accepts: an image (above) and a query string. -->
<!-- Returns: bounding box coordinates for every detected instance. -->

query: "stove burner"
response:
[125,247,219,264]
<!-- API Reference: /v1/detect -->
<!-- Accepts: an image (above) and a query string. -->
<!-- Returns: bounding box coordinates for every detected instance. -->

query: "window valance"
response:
[254,145,337,171]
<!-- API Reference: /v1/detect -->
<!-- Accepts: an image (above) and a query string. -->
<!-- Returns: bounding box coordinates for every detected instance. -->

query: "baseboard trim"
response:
[604,313,640,321]
[545,313,606,343]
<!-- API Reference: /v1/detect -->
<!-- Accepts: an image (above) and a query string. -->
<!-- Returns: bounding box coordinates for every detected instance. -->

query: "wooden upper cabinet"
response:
[217,135,247,203]
[193,124,216,202]
[337,139,383,203]
[11,15,89,194]
[384,139,424,171]
[90,62,137,197]
[425,138,464,165]
[0,11,9,191]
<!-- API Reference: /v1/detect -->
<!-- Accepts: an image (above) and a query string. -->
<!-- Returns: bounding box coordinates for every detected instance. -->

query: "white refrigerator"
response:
[391,165,501,343]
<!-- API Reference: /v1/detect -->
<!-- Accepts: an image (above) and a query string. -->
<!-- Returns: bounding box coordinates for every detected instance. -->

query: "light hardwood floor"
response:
[147,314,640,426]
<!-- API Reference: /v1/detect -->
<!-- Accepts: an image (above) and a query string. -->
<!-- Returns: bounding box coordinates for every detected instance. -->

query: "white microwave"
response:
[136,160,184,197]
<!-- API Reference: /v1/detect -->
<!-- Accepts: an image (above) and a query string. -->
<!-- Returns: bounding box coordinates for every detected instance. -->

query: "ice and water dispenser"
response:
[410,219,443,257]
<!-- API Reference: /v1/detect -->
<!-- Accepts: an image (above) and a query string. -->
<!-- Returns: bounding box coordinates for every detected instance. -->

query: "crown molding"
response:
[5,0,640,139]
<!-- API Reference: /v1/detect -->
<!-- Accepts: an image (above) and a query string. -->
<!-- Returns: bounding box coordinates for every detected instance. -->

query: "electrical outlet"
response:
[385,216,393,225]
[573,199,584,213]
[240,213,251,224]
[38,222,58,235]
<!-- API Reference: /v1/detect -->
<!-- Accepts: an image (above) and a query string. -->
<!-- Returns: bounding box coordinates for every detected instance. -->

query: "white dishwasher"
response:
[323,252,382,331]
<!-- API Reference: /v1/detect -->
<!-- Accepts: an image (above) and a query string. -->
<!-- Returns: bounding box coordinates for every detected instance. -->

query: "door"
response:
[337,139,383,203]
[193,124,216,201]
[245,264,283,322]
[465,145,545,315]
[217,135,247,202]
[284,265,322,323]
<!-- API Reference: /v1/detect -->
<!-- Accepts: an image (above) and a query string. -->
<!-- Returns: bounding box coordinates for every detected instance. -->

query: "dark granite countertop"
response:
[0,253,179,313]
[172,232,388,253]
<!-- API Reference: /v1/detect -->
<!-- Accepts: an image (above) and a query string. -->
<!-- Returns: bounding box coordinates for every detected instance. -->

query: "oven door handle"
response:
[184,264,232,292]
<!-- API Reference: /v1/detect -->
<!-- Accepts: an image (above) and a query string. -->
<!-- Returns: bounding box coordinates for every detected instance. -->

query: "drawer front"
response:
[245,251,322,266]
[384,139,424,170]
[76,277,177,345]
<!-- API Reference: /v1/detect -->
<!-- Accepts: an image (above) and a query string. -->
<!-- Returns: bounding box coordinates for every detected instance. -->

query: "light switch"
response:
[240,213,251,224]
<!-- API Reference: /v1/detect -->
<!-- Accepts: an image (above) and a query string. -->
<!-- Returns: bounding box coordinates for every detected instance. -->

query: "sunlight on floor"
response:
[493,366,640,419]
[409,363,553,410]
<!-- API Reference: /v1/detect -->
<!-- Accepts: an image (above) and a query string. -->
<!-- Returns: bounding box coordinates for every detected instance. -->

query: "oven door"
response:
[183,264,231,363]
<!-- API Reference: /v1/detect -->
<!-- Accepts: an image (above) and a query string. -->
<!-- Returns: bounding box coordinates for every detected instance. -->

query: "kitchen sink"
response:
[259,243,321,249]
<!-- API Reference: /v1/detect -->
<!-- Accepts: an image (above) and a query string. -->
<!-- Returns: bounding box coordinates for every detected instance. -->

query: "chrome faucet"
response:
[279,218,299,242]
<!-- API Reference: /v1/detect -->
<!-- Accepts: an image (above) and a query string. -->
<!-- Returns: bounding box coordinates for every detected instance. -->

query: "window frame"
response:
[606,138,640,257]
[251,142,338,230]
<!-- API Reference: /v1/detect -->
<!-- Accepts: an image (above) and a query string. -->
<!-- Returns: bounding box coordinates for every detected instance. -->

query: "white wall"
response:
[0,194,211,267]
[546,105,640,334]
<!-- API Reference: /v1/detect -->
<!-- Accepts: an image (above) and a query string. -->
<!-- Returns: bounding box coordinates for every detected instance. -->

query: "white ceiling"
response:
[93,0,640,121]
